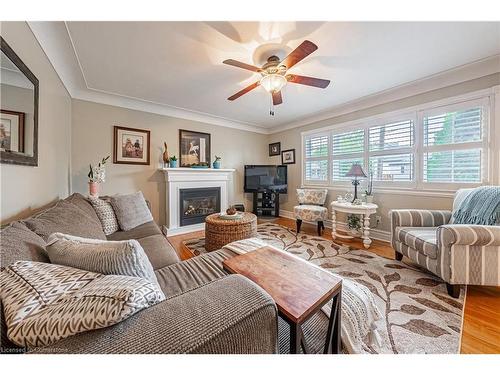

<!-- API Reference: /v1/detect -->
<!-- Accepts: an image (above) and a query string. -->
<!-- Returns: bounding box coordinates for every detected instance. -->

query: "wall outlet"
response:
[375,216,382,225]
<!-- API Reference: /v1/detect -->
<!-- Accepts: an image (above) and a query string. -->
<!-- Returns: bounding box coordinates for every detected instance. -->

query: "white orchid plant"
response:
[88,156,110,183]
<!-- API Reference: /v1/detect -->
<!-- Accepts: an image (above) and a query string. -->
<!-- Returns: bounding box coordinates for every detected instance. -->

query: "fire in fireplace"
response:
[179,187,221,226]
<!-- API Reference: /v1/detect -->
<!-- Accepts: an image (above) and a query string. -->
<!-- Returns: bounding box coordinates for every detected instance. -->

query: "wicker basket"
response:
[205,212,257,252]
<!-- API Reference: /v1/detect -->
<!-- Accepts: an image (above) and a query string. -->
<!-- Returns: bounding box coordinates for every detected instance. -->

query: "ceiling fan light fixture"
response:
[260,74,287,93]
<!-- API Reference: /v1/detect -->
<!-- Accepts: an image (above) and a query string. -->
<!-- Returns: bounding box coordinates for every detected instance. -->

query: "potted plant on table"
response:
[88,156,110,197]
[347,214,361,236]
[169,156,178,168]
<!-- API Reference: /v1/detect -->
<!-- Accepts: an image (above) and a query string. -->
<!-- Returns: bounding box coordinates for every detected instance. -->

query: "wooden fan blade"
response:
[280,40,318,69]
[272,90,283,105]
[227,81,260,101]
[286,74,330,89]
[223,59,262,72]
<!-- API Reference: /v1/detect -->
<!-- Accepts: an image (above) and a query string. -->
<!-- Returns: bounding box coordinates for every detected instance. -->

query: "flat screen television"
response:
[244,165,287,193]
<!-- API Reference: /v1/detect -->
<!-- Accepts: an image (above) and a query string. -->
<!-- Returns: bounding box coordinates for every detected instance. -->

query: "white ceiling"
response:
[29,22,500,132]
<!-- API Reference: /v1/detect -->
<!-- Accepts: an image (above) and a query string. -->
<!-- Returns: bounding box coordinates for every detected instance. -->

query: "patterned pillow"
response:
[110,191,153,231]
[0,261,165,348]
[46,233,158,285]
[88,197,119,235]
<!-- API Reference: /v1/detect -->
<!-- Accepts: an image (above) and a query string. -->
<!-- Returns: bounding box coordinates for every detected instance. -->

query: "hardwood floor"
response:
[167,216,500,354]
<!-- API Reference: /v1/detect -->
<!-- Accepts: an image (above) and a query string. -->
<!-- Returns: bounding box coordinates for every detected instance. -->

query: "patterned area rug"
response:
[183,222,465,354]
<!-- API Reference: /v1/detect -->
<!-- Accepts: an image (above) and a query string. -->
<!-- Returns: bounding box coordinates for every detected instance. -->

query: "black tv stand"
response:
[252,191,280,218]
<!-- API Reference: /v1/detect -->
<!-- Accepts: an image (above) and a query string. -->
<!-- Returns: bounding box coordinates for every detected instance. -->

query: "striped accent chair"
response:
[390,188,500,298]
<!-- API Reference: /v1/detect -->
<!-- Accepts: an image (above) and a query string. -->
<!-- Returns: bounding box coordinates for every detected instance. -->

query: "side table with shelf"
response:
[330,201,378,249]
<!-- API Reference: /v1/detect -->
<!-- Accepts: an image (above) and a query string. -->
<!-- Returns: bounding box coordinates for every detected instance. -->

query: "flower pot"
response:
[366,195,374,204]
[170,160,178,168]
[213,160,221,169]
[88,182,100,197]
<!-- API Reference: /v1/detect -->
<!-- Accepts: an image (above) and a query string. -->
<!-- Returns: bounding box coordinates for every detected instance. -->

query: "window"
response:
[368,119,414,182]
[304,134,329,182]
[302,96,490,190]
[422,107,484,183]
[332,129,364,181]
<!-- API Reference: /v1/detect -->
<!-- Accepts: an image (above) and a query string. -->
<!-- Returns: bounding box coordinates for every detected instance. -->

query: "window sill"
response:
[302,184,457,198]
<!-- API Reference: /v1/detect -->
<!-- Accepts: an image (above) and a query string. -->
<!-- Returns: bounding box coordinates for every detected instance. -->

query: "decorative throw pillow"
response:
[110,191,153,231]
[24,200,107,241]
[0,261,165,348]
[46,233,158,285]
[88,197,119,235]
[1,221,49,267]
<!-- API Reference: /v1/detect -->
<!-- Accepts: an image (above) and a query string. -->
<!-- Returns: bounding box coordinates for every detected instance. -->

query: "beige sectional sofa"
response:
[0,193,278,354]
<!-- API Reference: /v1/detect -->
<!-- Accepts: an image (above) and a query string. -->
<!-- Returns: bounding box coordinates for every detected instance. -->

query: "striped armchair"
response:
[390,188,500,298]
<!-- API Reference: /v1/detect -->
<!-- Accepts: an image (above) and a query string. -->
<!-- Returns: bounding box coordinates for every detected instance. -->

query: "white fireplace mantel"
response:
[161,168,235,236]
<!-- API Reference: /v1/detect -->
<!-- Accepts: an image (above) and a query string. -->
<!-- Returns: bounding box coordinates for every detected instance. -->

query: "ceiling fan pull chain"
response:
[269,95,275,116]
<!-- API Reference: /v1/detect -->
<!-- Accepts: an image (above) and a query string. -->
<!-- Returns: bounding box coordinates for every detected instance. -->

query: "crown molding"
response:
[27,21,271,135]
[268,54,500,134]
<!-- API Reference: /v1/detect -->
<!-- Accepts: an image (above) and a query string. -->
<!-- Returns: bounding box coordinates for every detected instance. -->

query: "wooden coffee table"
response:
[223,246,342,354]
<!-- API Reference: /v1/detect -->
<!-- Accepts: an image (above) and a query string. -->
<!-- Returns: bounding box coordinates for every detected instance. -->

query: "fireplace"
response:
[179,187,221,226]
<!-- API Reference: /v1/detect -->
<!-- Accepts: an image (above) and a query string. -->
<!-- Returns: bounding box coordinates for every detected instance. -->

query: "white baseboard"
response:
[279,209,391,243]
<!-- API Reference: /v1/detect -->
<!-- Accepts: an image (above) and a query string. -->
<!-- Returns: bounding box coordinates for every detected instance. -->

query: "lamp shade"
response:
[345,163,367,178]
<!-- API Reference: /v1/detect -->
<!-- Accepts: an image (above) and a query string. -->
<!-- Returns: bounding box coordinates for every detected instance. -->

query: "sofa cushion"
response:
[0,221,49,267]
[154,248,236,296]
[64,193,101,224]
[106,221,161,241]
[24,200,107,241]
[46,233,158,285]
[395,226,438,259]
[88,197,119,235]
[136,234,180,270]
[0,261,165,348]
[110,191,153,231]
[107,222,179,270]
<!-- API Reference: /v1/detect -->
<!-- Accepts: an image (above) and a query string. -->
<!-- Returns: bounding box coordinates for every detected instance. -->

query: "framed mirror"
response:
[0,36,39,166]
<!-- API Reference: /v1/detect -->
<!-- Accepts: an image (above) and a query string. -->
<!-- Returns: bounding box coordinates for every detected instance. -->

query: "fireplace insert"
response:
[179,187,221,226]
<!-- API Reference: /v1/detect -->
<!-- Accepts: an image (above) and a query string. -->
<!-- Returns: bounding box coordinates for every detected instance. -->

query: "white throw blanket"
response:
[223,238,383,354]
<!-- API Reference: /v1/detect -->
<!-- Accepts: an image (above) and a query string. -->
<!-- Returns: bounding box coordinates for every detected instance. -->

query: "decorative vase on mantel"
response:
[162,142,170,168]
[213,155,221,169]
[89,181,100,197]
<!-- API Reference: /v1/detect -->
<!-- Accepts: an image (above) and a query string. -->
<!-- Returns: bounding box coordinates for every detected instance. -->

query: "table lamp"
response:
[345,163,367,203]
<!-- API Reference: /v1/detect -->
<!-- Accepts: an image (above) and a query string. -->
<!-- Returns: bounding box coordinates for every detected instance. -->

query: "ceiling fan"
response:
[223,40,330,115]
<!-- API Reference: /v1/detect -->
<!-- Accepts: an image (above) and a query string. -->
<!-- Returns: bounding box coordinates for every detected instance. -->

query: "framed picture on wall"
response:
[113,126,150,165]
[179,129,211,167]
[0,109,25,153]
[281,149,296,165]
[269,142,280,156]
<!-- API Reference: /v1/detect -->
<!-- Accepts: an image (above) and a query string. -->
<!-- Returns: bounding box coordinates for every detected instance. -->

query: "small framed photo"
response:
[281,149,296,165]
[269,142,281,156]
[179,129,211,167]
[0,109,24,153]
[113,126,150,165]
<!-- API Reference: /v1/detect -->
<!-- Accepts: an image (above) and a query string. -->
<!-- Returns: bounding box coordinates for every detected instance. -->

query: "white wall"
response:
[0,22,71,224]
[71,99,269,225]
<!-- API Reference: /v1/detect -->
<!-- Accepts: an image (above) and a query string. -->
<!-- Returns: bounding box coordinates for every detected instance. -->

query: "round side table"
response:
[330,201,378,248]
[205,212,258,252]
